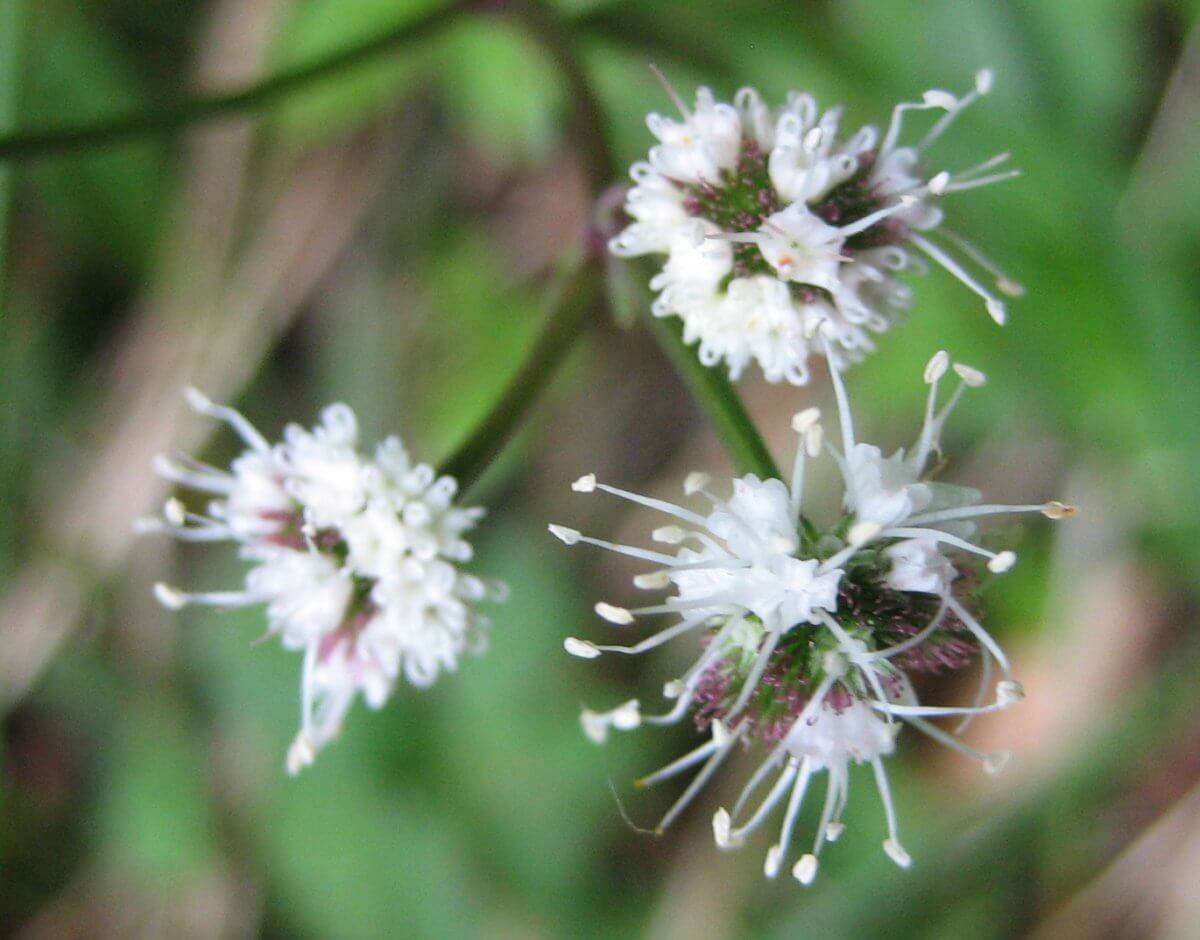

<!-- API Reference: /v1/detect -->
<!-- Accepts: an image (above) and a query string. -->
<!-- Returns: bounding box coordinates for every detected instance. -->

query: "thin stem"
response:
[0,0,23,286]
[438,256,599,491]
[436,1,620,493]
[649,314,781,481]
[509,0,619,188]
[0,1,466,161]
[511,4,786,500]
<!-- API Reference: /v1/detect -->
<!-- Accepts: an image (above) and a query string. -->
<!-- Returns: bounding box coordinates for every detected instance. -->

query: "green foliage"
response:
[2,0,1199,936]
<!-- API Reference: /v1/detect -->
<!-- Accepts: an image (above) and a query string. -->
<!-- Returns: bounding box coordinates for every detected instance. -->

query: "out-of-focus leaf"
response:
[95,693,217,879]
[433,517,644,914]
[400,231,549,461]
[439,16,564,163]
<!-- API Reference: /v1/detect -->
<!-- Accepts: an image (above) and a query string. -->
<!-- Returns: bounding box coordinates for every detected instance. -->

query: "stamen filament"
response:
[655,725,745,832]
[595,481,709,526]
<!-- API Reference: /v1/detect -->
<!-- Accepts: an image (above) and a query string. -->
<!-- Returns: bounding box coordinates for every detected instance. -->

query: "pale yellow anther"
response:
[1042,501,1077,520]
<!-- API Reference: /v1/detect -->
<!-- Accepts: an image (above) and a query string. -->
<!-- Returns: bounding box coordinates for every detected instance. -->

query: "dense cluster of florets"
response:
[556,347,1073,883]
[610,73,1021,383]
[139,390,504,773]
[692,565,977,745]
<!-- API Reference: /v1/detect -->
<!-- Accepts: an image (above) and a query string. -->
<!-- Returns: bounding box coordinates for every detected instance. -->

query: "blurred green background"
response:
[3,1,1200,937]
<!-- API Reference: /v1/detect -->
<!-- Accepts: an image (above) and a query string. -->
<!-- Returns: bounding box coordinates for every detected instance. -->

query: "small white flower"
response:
[884,539,958,595]
[141,391,503,773]
[555,346,1074,882]
[610,72,1021,383]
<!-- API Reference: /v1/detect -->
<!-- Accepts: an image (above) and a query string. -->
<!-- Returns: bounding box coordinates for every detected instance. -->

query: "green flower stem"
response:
[509,0,620,188]
[516,0,793,518]
[0,1,466,161]
[0,0,23,290]
[648,314,782,481]
[439,255,599,493]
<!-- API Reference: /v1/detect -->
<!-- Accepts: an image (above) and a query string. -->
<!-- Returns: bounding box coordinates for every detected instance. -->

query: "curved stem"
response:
[649,315,781,481]
[439,256,599,492]
[0,1,466,160]
[436,0,616,493]
[512,0,783,487]
[509,0,619,190]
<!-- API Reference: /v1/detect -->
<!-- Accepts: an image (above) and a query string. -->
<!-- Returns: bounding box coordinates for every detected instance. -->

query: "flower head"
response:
[609,72,1021,383]
[139,390,504,773]
[554,349,1073,883]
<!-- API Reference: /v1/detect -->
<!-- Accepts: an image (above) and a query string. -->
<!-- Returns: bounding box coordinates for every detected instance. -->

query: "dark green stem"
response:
[439,257,599,492]
[0,1,465,160]
[0,0,24,297]
[515,0,786,496]
[509,0,619,187]
[648,315,781,481]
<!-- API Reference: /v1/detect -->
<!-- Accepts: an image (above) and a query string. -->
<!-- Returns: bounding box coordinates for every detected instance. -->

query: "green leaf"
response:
[95,693,217,880]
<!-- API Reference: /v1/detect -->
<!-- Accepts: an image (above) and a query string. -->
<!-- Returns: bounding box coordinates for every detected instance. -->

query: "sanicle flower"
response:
[609,70,1022,384]
[553,347,1074,884]
[138,389,505,774]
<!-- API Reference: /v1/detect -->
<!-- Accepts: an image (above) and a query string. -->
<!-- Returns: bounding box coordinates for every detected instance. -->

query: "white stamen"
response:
[684,472,711,495]
[183,387,270,452]
[163,498,187,526]
[792,407,821,433]
[764,845,784,878]
[182,386,213,412]
[984,751,1014,775]
[924,349,950,384]
[953,363,987,387]
[872,757,907,868]
[548,524,581,545]
[153,583,188,610]
[580,709,610,744]
[152,455,234,494]
[713,808,735,848]
[653,723,742,832]
[804,424,823,458]
[636,738,718,788]
[906,502,1062,526]
[884,839,912,869]
[948,597,1011,674]
[612,699,641,730]
[634,571,672,589]
[848,520,882,546]
[596,602,634,625]
[1043,501,1077,519]
[939,228,1025,298]
[652,525,686,544]
[794,854,819,885]
[286,732,315,776]
[572,473,597,493]
[909,232,1007,325]
[988,550,1016,573]
[564,637,601,659]
[923,89,957,110]
[595,482,709,526]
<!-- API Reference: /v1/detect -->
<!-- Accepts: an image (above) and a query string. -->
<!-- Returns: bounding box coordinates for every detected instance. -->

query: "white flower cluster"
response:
[610,71,1021,383]
[554,347,1073,883]
[140,390,502,774]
